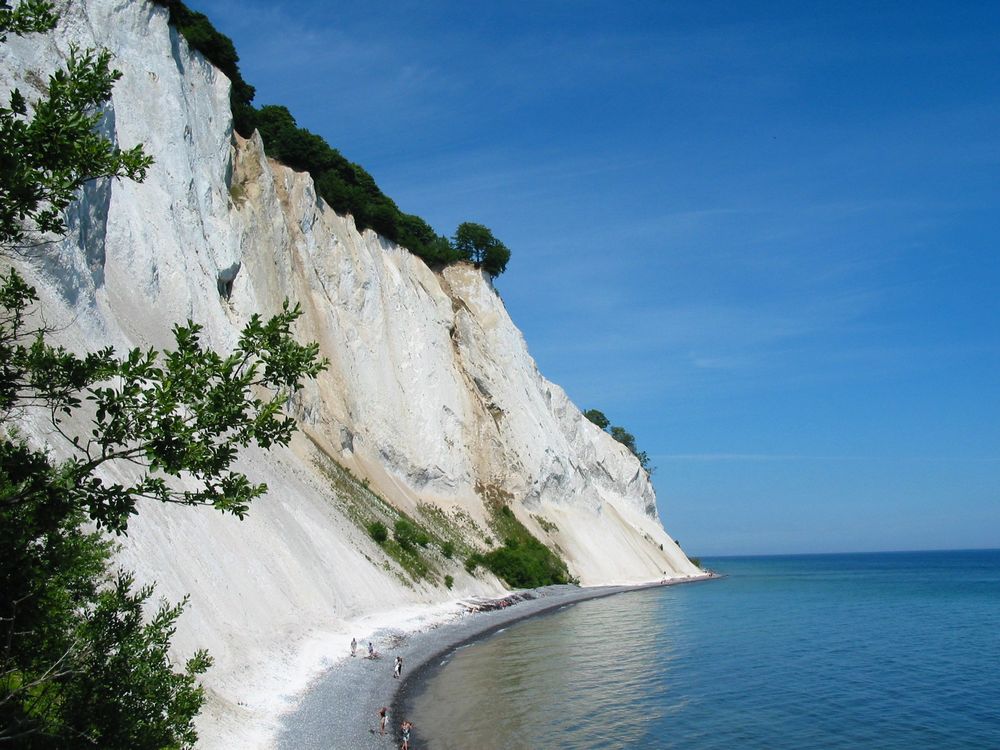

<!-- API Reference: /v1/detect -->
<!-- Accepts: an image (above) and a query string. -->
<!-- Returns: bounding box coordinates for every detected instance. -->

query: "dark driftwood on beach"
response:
[460,590,537,613]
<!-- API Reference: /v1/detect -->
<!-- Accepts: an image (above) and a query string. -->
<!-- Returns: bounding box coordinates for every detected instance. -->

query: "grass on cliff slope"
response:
[469,484,575,588]
[415,502,485,561]
[310,446,447,586]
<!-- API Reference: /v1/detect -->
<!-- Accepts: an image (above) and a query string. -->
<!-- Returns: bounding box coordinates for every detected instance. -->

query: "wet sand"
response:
[275,576,714,749]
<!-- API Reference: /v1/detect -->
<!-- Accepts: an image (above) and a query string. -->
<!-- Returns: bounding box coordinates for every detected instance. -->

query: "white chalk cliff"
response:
[2,0,699,744]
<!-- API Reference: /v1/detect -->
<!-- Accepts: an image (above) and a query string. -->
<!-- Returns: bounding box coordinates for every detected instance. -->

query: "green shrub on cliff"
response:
[475,488,572,588]
[585,408,654,475]
[480,538,571,588]
[368,521,389,544]
[394,518,430,550]
[583,409,610,429]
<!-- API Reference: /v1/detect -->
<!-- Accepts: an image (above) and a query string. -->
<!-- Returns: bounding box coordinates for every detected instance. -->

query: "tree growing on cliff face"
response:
[0,6,325,746]
[609,425,653,474]
[583,405,654,474]
[451,221,511,278]
[583,409,610,429]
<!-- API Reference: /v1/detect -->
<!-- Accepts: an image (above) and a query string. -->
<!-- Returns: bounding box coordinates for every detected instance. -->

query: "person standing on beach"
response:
[393,655,403,679]
[378,706,388,735]
[351,637,357,657]
[400,719,412,749]
[368,641,375,658]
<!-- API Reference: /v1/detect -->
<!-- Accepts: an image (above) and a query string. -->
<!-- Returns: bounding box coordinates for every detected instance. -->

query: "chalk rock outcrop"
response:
[2,0,699,741]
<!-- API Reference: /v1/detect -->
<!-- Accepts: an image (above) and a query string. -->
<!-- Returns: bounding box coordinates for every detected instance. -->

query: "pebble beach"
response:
[275,577,713,749]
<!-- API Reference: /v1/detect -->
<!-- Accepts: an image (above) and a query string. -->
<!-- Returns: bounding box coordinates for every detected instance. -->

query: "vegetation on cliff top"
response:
[150,0,512,276]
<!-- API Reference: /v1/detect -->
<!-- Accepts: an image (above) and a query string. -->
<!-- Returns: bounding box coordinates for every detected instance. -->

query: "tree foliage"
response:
[0,17,151,245]
[474,501,572,587]
[479,537,571,588]
[0,461,213,747]
[609,425,653,474]
[583,409,609,429]
[452,222,511,278]
[393,518,430,551]
[367,520,388,544]
[585,406,654,474]
[0,7,325,745]
[0,269,324,533]
[0,1,57,40]
[254,105,463,267]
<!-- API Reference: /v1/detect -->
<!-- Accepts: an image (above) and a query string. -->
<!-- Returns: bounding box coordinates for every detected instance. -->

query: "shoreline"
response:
[274,574,716,749]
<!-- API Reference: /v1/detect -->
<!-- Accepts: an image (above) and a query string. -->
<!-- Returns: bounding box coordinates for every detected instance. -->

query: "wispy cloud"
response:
[655,453,816,462]
[653,454,1000,463]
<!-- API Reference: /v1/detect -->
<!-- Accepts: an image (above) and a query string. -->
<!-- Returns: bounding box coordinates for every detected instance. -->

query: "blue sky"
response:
[187,0,999,555]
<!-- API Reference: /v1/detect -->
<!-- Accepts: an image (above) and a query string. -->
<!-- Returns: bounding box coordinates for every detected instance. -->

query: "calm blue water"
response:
[406,550,1000,749]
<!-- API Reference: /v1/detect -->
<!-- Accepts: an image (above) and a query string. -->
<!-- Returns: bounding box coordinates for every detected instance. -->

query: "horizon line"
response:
[695,546,1000,559]
[653,453,1000,463]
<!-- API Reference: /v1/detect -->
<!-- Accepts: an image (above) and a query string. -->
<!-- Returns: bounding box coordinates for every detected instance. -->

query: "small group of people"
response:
[377,706,413,749]
[349,637,379,659]
[353,638,411,746]
[351,637,403,677]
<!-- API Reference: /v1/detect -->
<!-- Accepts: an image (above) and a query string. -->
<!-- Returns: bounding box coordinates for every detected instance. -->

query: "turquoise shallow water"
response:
[405,550,1000,749]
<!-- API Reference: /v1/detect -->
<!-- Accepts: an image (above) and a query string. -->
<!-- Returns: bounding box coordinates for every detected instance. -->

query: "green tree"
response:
[479,537,570,588]
[451,222,511,277]
[583,408,652,474]
[0,6,325,746]
[0,19,151,245]
[610,425,653,474]
[583,409,610,429]
[609,426,637,454]
[0,0,56,39]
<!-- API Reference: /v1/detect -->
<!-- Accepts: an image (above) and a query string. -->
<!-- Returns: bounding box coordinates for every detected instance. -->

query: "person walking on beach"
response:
[400,719,412,749]
[378,706,388,735]
[368,641,375,658]
[393,655,403,679]
[351,637,357,657]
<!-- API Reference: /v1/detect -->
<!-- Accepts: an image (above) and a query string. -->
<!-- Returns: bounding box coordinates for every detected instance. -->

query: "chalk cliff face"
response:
[2,0,699,736]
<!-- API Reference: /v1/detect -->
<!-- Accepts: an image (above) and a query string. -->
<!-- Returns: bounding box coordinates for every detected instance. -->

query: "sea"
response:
[404,550,1000,749]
